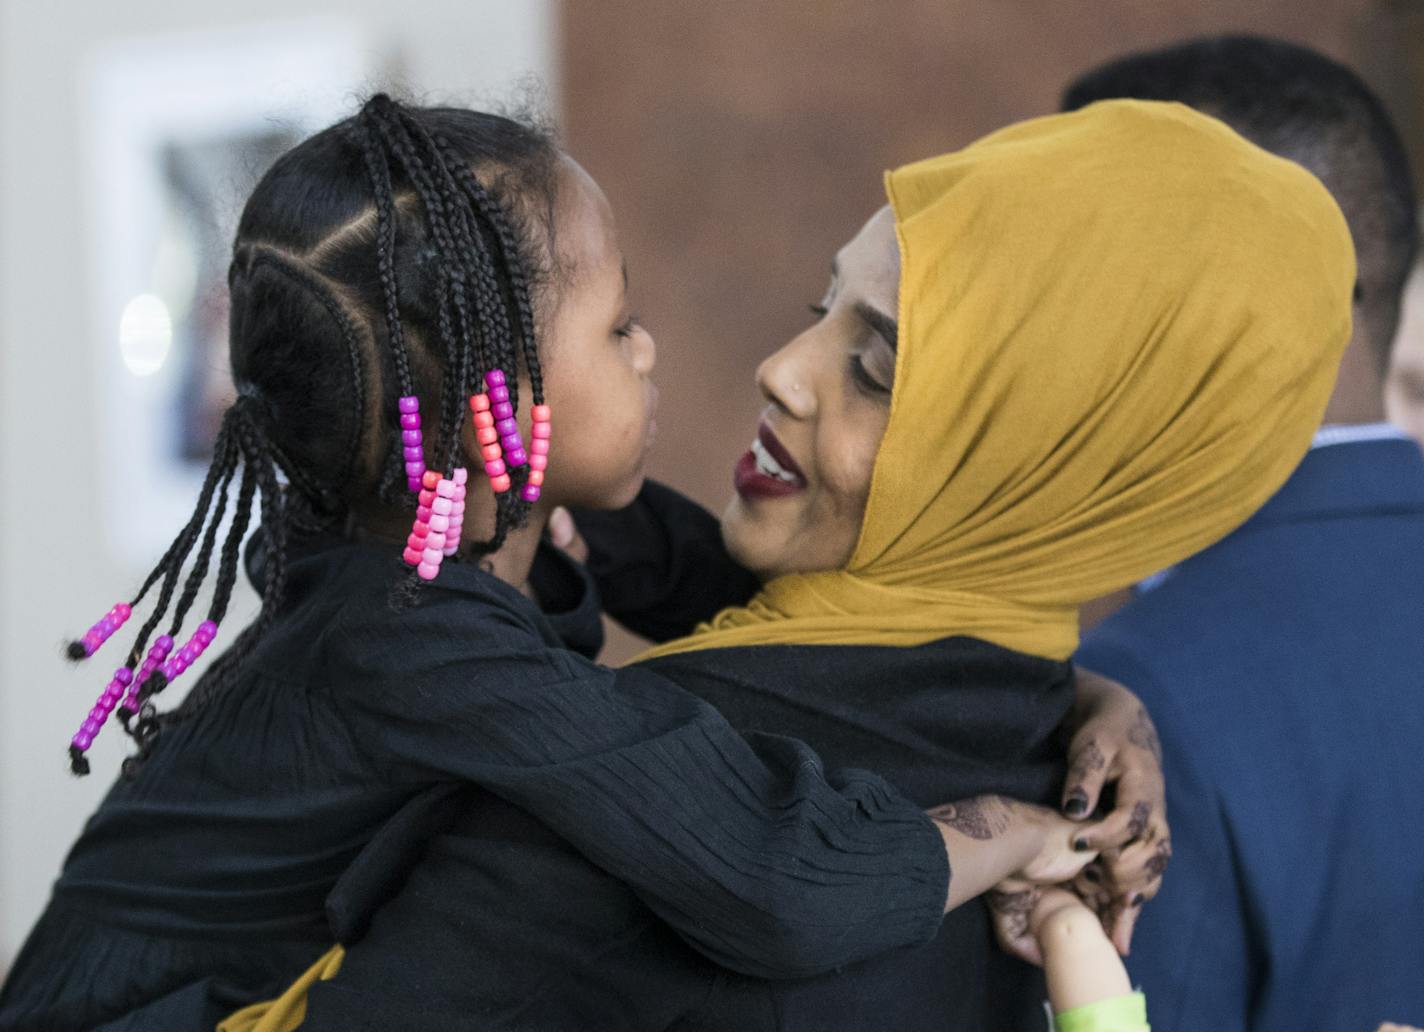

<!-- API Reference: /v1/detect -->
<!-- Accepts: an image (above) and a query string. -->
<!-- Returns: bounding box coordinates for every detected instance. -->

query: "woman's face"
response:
[529,157,659,511]
[1386,263,1424,448]
[721,206,900,579]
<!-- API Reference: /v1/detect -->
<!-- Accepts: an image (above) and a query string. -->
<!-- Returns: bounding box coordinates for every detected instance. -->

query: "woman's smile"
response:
[734,421,808,500]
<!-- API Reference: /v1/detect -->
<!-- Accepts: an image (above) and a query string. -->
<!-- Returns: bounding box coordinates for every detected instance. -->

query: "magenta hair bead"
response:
[73,732,94,751]
[521,485,542,503]
[404,459,424,476]
[403,446,424,461]
[402,546,422,566]
[435,479,455,499]
[114,667,133,686]
[530,454,549,473]
[198,621,217,639]
[432,497,453,517]
[156,634,174,650]
[400,415,421,432]
[491,401,514,420]
[494,418,517,437]
[418,488,437,507]
[427,514,451,534]
[416,505,433,523]
[417,561,441,581]
[484,459,507,478]
[507,448,529,467]
[532,422,552,440]
[114,603,132,620]
[406,478,422,492]
[399,396,420,414]
[401,429,423,446]
[484,369,506,388]
[490,385,511,405]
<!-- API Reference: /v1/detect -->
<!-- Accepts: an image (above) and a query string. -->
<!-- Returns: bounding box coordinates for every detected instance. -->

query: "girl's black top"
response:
[290,482,1075,1031]
[0,527,949,1032]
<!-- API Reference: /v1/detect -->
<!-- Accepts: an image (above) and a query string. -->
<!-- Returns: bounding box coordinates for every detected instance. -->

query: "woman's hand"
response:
[1058,667,1170,954]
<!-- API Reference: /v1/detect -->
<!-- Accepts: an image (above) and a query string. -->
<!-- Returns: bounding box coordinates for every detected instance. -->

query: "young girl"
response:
[0,95,1113,1031]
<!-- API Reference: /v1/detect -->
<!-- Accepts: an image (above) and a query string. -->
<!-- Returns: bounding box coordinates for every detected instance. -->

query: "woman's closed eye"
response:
[848,350,892,398]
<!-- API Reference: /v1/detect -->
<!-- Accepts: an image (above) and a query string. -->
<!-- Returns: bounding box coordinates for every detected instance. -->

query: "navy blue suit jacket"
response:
[1079,437,1424,1031]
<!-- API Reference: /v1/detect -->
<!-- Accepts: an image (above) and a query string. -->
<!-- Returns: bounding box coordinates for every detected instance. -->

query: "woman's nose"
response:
[755,334,815,419]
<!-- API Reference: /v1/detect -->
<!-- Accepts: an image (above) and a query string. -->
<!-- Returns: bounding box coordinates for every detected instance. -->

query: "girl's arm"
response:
[1030,888,1150,1032]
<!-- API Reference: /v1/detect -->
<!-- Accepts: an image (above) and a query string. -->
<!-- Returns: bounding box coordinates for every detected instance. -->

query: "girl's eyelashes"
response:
[847,352,892,398]
[808,303,828,319]
[614,314,641,339]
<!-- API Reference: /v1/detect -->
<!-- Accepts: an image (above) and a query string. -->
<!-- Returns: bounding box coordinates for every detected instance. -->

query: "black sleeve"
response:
[340,605,947,979]
[570,480,762,643]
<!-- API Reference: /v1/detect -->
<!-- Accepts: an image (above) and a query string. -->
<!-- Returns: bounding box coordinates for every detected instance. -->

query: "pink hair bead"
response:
[427,514,451,534]
[531,439,550,456]
[415,505,433,524]
[435,480,455,499]
[521,484,541,503]
[528,469,545,487]
[483,459,506,480]
[78,602,134,658]
[473,414,495,433]
[532,422,552,440]
[453,468,468,486]
[400,413,420,430]
[398,396,420,414]
[480,443,502,463]
[530,454,548,472]
[469,393,490,412]
[475,427,498,447]
[491,473,512,493]
[432,496,453,517]
[418,487,436,506]
[531,405,551,422]
[403,546,423,566]
[417,561,441,580]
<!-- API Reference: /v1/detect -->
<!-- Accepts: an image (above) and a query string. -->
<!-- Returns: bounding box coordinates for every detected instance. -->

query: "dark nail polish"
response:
[1083,866,1101,883]
[1063,793,1089,817]
[1074,837,1090,852]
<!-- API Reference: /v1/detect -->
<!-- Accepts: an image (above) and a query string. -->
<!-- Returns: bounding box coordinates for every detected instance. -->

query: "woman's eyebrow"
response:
[854,301,899,351]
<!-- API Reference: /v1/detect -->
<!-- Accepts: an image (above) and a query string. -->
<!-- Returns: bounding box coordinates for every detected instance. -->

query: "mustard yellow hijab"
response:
[220,100,1352,1032]
[643,99,1354,663]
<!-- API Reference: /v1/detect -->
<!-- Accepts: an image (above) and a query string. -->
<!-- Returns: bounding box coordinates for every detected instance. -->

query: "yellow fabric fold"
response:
[642,100,1353,662]
[217,945,345,1032]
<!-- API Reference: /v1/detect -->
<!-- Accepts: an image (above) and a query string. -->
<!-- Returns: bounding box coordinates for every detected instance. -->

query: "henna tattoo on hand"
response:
[988,887,1040,942]
[1144,839,1172,878]
[927,798,1011,841]
[1126,800,1152,842]
[1128,705,1164,765]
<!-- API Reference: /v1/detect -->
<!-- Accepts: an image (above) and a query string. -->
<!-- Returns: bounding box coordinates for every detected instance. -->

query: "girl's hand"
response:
[1059,667,1170,954]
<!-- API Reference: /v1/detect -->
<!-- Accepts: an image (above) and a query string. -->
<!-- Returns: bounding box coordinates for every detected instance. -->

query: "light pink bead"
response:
[532,422,552,439]
[417,560,441,581]
[435,479,456,499]
[450,503,465,519]
[530,454,548,472]
[452,468,468,486]
[403,546,422,566]
[427,514,450,533]
[424,532,447,551]
[531,438,550,456]
[432,497,453,516]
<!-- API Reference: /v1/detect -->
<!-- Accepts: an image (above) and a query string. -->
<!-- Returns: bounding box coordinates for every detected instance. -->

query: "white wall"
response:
[0,0,556,969]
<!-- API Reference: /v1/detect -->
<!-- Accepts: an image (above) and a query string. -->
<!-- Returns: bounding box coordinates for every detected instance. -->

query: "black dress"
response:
[292,483,1073,1031]
[0,533,945,1032]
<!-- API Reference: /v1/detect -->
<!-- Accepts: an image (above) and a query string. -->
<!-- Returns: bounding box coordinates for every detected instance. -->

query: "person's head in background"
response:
[1384,235,1424,445]
[1063,35,1418,427]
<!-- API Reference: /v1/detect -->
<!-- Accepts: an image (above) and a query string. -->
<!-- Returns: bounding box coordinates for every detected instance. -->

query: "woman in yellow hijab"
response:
[227,100,1351,1031]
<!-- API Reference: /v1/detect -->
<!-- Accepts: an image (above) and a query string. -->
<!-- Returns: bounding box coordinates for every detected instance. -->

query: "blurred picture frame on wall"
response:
[82,18,372,563]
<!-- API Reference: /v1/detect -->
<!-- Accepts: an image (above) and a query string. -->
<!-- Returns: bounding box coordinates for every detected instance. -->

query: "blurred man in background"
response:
[1063,36,1424,1032]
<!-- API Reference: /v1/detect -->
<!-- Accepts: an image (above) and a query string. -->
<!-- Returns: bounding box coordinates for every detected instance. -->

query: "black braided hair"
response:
[64,96,563,776]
